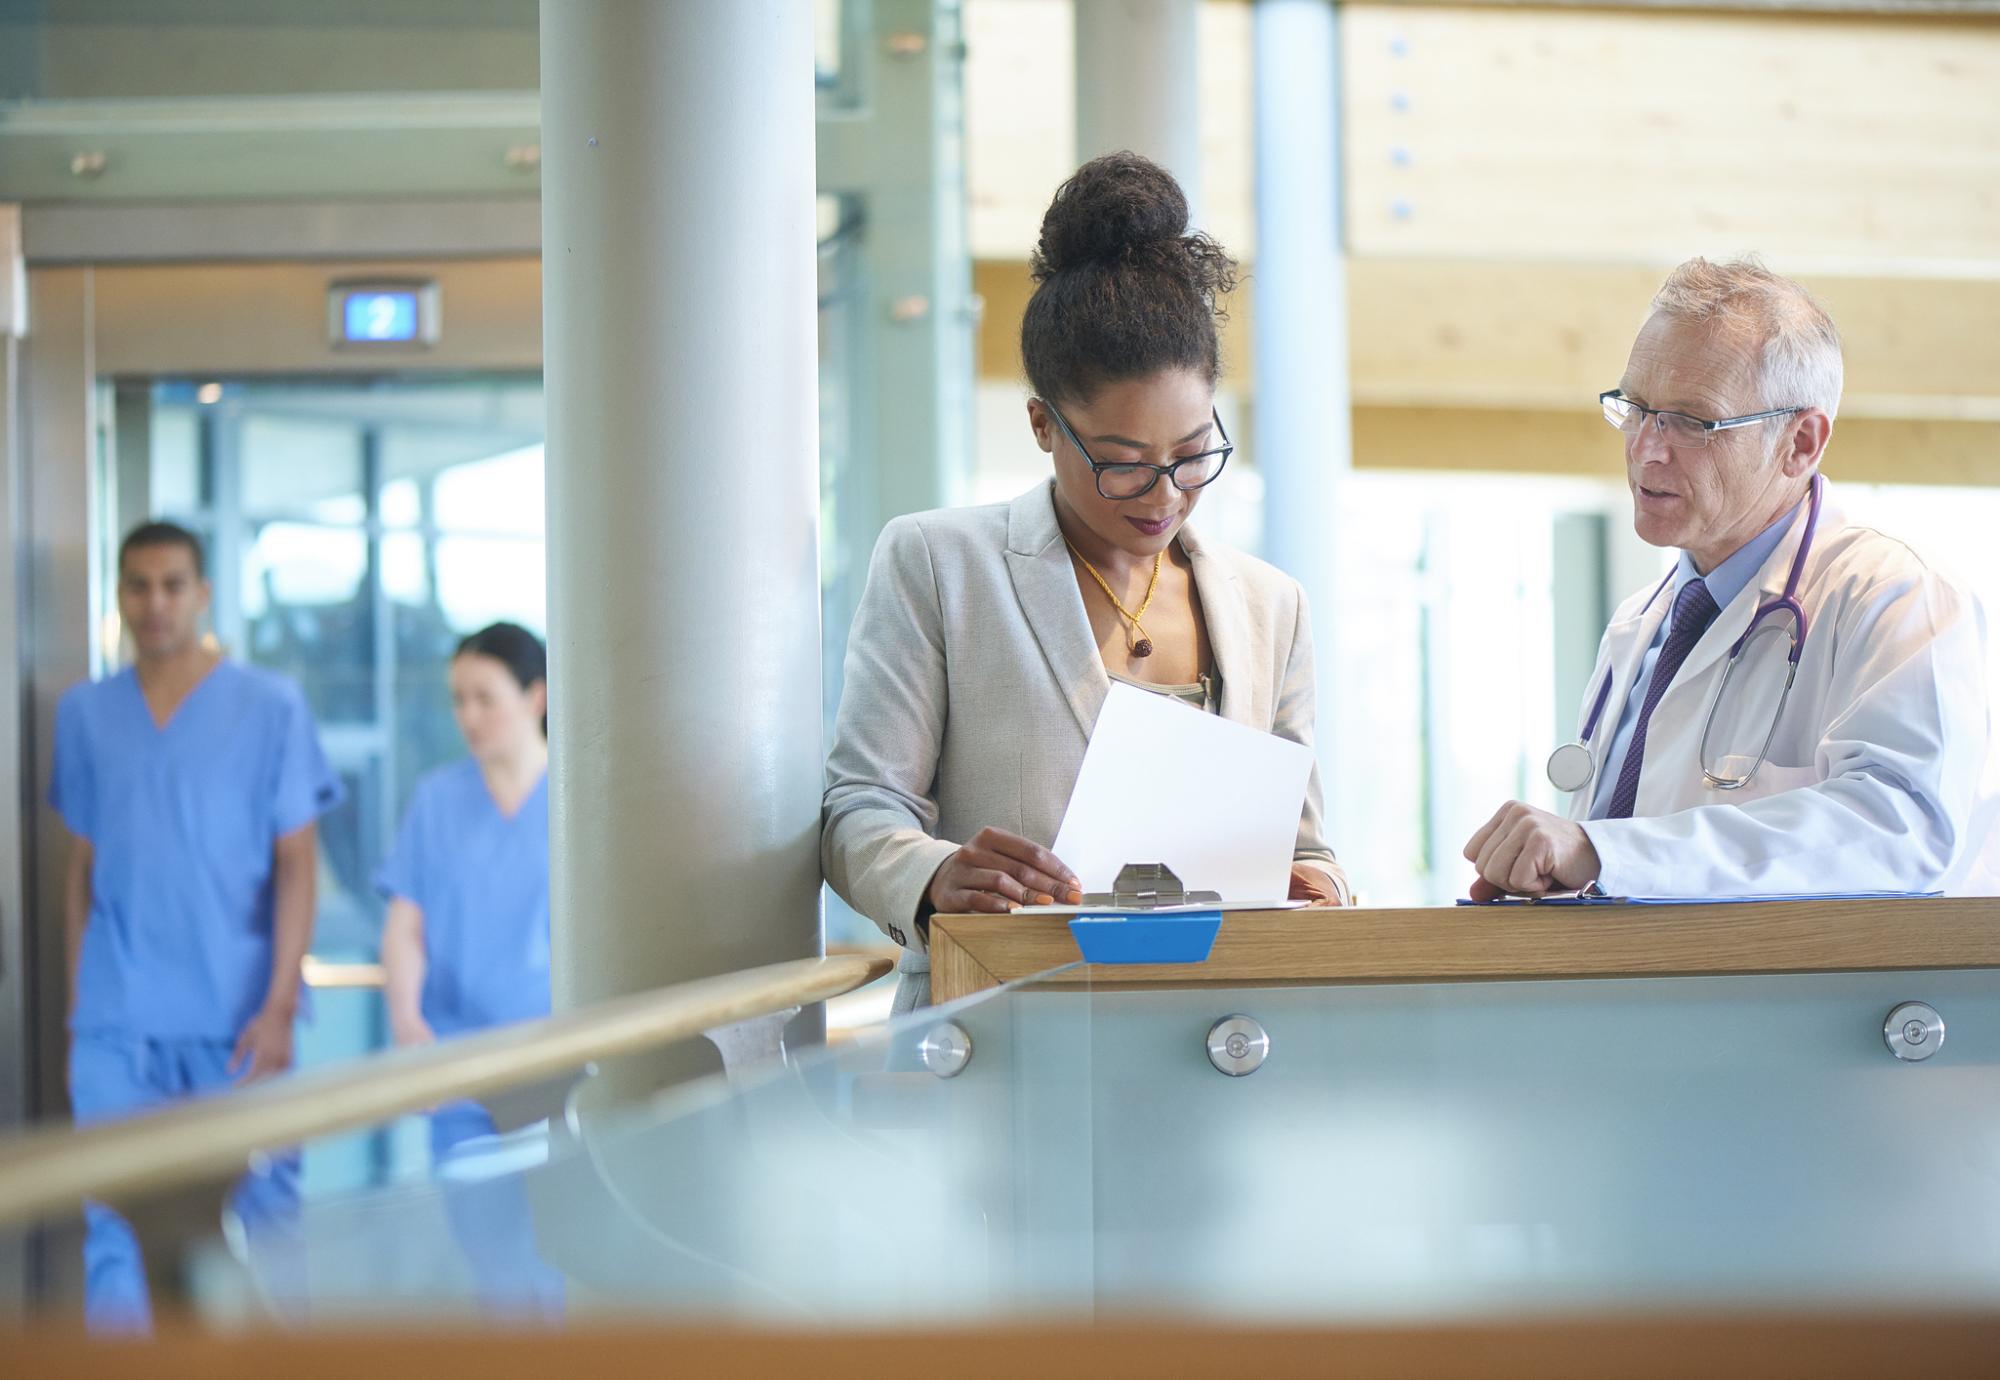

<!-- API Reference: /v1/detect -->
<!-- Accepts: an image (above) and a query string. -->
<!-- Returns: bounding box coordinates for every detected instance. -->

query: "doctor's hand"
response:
[927,827,1084,914]
[229,1004,296,1083]
[1463,801,1601,901]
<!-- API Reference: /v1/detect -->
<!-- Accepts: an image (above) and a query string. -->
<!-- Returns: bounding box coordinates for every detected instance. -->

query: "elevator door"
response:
[100,373,547,964]
[12,227,871,1185]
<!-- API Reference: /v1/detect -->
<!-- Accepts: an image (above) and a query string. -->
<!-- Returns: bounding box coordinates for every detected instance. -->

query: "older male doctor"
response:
[1466,258,1992,901]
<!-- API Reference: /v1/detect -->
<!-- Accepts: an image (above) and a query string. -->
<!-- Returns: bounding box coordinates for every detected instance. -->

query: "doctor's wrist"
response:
[1572,820,1618,893]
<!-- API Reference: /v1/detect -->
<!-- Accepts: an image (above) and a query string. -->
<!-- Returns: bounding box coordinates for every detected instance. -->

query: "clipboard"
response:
[1457,885,1943,906]
[1057,863,1303,965]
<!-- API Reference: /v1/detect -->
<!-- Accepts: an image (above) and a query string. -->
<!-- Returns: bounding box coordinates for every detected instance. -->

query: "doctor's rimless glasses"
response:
[1600,390,1804,449]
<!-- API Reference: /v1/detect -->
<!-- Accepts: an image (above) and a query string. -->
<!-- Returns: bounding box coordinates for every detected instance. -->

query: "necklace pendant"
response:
[1132,637,1154,658]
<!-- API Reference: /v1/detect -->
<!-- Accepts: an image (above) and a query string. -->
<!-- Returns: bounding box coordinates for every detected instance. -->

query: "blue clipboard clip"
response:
[1068,863,1225,965]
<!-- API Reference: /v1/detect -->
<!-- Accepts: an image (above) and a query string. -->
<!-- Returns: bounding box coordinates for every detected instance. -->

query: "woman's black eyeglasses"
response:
[1039,399,1234,501]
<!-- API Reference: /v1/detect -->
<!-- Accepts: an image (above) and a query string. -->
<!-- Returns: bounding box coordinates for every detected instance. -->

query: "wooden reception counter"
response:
[928,897,2000,1004]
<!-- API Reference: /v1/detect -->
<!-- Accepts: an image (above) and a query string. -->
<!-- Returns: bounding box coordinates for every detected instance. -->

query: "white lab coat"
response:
[1567,481,1996,897]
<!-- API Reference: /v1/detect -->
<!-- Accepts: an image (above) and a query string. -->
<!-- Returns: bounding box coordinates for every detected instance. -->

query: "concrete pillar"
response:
[0,210,27,1315]
[1074,0,1203,222]
[540,4,824,1021]
[1253,0,1350,843]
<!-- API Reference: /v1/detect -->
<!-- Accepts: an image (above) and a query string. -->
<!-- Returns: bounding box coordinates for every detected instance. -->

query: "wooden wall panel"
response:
[1344,258,2000,419]
[973,257,1258,388]
[1342,5,2000,265]
[975,254,2000,483]
[963,0,1256,262]
[1350,405,2000,486]
[88,260,542,377]
[963,5,2000,269]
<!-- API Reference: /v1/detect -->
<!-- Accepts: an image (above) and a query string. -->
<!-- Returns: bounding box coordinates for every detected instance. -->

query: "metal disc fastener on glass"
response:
[1883,1001,1945,1063]
[1206,1015,1270,1077]
[919,1020,974,1078]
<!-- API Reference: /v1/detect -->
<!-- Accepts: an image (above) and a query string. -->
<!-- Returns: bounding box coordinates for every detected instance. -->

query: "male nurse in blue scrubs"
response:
[51,521,344,1330]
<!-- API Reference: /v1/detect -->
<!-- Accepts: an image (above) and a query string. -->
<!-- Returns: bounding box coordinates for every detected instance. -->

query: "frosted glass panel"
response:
[116,964,2000,1327]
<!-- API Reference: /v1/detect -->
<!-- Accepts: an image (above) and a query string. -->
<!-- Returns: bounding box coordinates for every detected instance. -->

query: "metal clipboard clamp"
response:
[1080,862,1224,910]
[1070,863,1224,965]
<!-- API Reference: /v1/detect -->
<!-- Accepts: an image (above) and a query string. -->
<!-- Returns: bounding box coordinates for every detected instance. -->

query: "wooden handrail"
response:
[0,954,891,1229]
[11,1312,2000,1377]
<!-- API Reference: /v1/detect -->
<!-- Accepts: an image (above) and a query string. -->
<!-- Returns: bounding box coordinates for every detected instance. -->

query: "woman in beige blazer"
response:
[823,153,1351,1010]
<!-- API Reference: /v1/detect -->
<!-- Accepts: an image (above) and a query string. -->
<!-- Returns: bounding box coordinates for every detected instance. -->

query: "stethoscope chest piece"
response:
[1546,741,1595,794]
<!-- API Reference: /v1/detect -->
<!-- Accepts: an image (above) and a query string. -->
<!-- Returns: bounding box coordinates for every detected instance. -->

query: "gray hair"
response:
[1650,256,1844,421]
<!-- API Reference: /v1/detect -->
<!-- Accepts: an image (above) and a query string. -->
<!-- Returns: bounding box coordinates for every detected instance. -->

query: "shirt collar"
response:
[1674,494,1804,613]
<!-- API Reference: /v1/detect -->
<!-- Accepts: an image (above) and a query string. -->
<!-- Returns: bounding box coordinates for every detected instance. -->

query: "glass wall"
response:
[1324,474,1613,905]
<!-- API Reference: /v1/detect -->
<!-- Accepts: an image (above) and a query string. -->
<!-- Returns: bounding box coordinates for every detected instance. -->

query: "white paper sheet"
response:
[1049,681,1315,902]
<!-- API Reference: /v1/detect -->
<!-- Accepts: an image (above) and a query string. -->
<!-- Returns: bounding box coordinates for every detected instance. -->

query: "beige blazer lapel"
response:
[1004,482,1109,737]
[1179,522,1257,728]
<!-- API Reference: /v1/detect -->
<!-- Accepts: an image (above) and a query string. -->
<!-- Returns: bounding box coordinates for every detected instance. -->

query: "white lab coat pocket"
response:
[1704,756,1817,804]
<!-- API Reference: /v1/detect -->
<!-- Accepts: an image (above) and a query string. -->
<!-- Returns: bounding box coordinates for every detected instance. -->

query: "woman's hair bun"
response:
[1019,151,1238,405]
[1032,150,1190,281]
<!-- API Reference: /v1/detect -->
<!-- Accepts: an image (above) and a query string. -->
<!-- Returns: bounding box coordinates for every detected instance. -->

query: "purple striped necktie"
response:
[1605,577,1720,820]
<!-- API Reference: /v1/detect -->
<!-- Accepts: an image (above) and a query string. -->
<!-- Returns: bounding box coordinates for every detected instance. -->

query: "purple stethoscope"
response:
[1546,473,1822,796]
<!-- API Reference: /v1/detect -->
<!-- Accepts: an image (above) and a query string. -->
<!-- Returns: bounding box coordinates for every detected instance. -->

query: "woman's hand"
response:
[391,1012,436,1048]
[1289,863,1350,908]
[927,827,1083,915]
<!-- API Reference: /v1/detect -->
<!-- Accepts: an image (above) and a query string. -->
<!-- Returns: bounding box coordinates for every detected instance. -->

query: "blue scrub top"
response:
[50,661,344,1039]
[376,759,551,1038]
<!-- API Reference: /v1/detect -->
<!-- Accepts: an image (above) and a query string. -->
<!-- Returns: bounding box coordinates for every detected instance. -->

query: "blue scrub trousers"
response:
[430,1101,565,1319]
[68,1031,303,1332]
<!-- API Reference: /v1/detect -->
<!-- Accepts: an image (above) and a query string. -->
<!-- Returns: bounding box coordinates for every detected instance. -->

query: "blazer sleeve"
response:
[822,516,962,953]
[1274,580,1350,900]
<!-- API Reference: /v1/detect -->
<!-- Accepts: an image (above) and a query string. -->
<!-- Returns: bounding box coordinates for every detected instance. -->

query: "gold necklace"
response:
[1066,541,1163,658]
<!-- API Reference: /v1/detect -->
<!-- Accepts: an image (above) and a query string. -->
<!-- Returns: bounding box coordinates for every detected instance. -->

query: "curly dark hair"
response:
[1020,151,1239,407]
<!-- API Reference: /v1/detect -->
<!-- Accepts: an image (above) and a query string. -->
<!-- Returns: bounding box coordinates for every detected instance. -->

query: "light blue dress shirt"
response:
[1587,499,1803,819]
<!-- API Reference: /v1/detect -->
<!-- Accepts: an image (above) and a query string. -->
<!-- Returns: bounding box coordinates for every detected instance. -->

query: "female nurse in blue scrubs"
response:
[376,621,560,1315]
